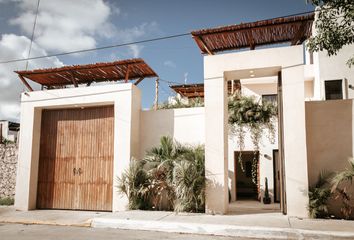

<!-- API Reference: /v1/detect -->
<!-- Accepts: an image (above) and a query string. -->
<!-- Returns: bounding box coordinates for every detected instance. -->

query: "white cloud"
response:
[114,22,159,57]
[9,0,159,57]
[163,60,176,68]
[10,0,111,52]
[0,34,63,121]
[0,0,160,121]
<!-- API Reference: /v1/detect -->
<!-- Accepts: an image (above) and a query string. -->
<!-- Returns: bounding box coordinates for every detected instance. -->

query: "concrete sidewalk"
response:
[1,206,354,239]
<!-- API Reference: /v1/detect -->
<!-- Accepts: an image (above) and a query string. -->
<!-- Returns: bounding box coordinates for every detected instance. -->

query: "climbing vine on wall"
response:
[228,93,277,184]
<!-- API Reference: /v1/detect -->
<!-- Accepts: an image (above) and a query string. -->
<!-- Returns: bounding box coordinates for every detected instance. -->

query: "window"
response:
[262,94,277,104]
[325,80,343,100]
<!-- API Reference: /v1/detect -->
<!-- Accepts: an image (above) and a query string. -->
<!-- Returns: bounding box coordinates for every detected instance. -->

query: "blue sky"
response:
[0,0,314,120]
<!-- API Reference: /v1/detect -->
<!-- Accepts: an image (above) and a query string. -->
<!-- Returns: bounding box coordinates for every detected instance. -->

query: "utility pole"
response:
[154,78,159,110]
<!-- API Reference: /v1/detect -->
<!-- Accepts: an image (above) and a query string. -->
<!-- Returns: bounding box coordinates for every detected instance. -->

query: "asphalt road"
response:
[0,223,257,240]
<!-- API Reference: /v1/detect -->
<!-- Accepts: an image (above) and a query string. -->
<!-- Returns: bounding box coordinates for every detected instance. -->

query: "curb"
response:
[91,218,354,239]
[0,219,91,228]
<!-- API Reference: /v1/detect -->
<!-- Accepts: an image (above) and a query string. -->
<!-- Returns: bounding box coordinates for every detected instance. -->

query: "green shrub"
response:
[116,159,151,210]
[157,97,204,109]
[116,136,205,213]
[308,171,332,218]
[0,197,14,206]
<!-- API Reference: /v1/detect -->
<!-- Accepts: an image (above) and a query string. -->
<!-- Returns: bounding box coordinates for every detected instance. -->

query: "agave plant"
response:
[308,171,332,218]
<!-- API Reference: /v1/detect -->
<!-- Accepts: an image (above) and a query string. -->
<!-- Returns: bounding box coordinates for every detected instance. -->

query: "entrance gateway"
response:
[36,106,114,211]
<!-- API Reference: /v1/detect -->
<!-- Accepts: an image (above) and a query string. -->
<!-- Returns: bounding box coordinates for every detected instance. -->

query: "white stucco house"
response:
[14,13,354,218]
[0,120,20,142]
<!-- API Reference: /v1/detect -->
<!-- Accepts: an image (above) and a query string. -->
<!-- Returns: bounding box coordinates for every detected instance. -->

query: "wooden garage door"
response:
[37,106,114,211]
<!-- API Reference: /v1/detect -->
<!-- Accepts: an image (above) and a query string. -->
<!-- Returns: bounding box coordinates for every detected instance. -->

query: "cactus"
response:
[263,177,271,204]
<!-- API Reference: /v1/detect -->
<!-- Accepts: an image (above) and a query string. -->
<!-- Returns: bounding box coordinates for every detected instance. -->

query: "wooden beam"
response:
[196,36,214,55]
[69,73,78,87]
[18,75,33,91]
[291,22,306,45]
[134,77,144,85]
[125,65,131,83]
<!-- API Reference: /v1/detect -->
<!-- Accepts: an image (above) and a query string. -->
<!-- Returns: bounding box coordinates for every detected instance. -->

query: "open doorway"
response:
[226,67,285,215]
[234,151,259,201]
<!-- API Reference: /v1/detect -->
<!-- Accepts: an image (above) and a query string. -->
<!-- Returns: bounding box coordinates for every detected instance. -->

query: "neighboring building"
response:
[0,120,20,142]
[14,13,354,219]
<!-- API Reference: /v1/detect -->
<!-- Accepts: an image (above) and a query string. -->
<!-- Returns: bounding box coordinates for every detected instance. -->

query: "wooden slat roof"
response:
[170,81,241,98]
[191,13,315,54]
[15,58,158,87]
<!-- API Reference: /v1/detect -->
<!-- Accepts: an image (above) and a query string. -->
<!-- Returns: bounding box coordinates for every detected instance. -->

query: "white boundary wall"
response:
[139,107,205,158]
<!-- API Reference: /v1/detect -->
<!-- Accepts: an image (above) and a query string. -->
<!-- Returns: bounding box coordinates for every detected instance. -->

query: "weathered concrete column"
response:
[282,65,309,218]
[204,77,229,214]
[15,102,42,210]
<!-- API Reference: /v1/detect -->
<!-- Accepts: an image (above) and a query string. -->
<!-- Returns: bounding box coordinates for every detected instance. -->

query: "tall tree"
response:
[307,0,354,66]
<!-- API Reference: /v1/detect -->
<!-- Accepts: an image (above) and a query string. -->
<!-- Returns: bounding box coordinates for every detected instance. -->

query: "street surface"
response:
[0,223,257,240]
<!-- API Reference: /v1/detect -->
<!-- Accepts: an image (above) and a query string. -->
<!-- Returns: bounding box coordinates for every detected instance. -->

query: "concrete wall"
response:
[14,83,140,212]
[140,107,205,157]
[306,100,354,216]
[313,45,354,100]
[204,45,310,217]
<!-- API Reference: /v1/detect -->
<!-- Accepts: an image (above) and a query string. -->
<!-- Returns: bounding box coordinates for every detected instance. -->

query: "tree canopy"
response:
[307,0,354,67]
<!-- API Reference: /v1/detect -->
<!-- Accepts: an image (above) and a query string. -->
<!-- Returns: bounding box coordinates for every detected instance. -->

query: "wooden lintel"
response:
[18,75,33,92]
[125,65,131,83]
[134,77,144,85]
[196,36,214,55]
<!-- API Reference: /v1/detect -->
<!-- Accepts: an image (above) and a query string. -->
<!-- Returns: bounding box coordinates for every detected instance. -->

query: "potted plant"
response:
[263,177,271,204]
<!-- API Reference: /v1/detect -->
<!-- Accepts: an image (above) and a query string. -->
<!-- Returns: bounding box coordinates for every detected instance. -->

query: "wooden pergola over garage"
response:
[16,58,158,211]
[191,13,314,54]
[16,58,158,91]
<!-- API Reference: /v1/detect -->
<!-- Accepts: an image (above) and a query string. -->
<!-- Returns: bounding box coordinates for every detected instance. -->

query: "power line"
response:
[0,9,323,65]
[25,0,40,70]
[0,33,190,64]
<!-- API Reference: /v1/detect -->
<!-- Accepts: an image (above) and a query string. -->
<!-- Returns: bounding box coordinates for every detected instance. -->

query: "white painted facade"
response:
[14,39,354,218]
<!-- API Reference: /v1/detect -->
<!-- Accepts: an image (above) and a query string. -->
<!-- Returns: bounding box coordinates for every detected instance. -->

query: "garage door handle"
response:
[73,168,77,175]
[78,168,83,175]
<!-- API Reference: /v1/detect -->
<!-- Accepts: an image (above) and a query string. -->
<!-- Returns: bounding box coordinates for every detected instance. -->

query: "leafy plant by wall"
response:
[116,136,205,213]
[157,97,204,109]
[228,93,277,183]
[308,171,332,218]
[331,158,354,220]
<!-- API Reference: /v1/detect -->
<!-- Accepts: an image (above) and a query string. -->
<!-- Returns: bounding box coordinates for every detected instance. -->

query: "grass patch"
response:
[0,197,14,206]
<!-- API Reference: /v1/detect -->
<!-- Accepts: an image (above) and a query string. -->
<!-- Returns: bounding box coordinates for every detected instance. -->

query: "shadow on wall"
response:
[139,109,175,158]
[205,172,227,214]
[305,99,354,216]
